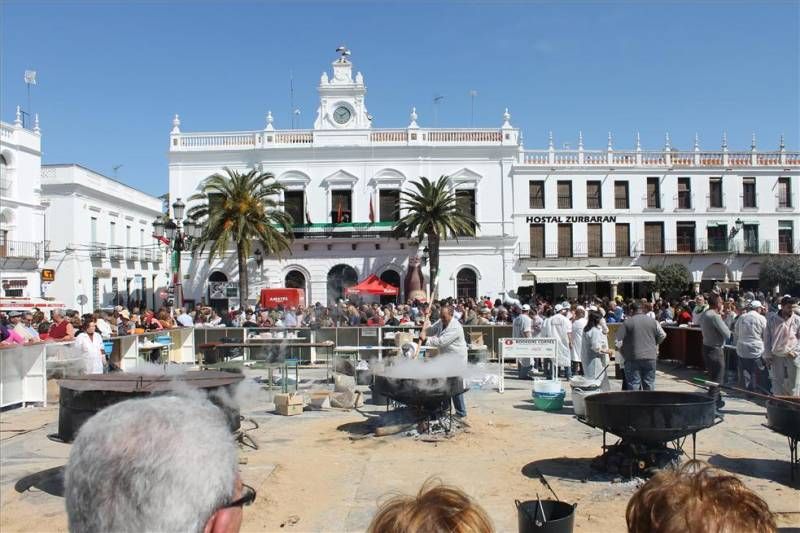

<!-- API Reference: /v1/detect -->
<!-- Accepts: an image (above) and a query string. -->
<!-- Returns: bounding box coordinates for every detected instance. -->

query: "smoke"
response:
[133,362,188,376]
[372,355,500,390]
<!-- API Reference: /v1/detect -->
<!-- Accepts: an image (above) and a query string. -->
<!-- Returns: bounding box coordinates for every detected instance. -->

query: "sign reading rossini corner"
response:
[525,215,617,223]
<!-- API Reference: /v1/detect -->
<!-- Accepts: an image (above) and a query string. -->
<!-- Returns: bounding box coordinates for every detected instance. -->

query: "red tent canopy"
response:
[345,274,399,296]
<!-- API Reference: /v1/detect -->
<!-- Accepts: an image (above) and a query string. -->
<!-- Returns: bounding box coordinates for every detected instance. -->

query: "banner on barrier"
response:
[499,337,557,359]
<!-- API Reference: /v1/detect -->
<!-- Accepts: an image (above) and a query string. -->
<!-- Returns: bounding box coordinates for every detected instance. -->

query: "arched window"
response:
[207,271,229,314]
[285,270,306,290]
[456,268,477,300]
[327,264,358,303]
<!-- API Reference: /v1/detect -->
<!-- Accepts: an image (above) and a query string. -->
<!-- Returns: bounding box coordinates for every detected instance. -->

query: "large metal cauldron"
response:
[57,371,244,442]
[583,391,717,444]
[372,375,465,410]
[766,396,800,440]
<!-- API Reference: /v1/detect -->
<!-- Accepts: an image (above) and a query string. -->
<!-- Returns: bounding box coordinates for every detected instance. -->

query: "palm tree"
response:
[394,175,479,300]
[187,167,293,308]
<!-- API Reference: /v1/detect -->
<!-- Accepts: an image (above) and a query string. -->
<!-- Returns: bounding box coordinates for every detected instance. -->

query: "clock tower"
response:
[313,48,371,130]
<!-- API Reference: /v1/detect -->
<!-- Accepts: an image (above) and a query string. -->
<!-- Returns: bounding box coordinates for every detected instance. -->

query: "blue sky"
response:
[2,0,798,195]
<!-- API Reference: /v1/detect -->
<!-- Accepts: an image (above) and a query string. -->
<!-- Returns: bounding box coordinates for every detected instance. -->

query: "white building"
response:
[0,107,46,300]
[41,164,168,312]
[168,50,799,308]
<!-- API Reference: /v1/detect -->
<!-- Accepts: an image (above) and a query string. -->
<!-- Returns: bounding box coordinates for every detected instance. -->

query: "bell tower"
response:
[314,46,371,130]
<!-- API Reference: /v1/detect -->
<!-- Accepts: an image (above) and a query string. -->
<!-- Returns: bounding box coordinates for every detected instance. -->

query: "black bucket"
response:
[516,499,576,533]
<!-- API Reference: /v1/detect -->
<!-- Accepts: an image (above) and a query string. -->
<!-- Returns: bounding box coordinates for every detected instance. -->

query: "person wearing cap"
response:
[763,296,800,397]
[118,310,135,336]
[571,306,587,375]
[9,311,37,342]
[735,300,769,393]
[18,312,40,342]
[545,303,573,378]
[476,307,491,325]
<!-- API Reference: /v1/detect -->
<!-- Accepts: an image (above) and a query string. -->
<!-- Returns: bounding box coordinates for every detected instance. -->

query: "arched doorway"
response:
[207,271,229,314]
[379,269,401,304]
[285,270,307,305]
[701,262,732,292]
[327,264,358,303]
[740,262,761,292]
[456,268,478,300]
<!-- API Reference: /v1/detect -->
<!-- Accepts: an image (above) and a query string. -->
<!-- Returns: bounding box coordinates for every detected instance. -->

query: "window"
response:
[778,177,792,208]
[557,181,572,209]
[557,224,572,257]
[140,228,145,247]
[91,217,98,243]
[586,181,602,209]
[126,225,131,249]
[614,181,629,209]
[0,229,7,257]
[587,223,603,257]
[529,224,545,258]
[743,224,759,253]
[284,190,305,225]
[528,181,544,209]
[109,221,116,246]
[778,221,794,253]
[456,268,478,299]
[707,224,728,252]
[379,189,400,222]
[455,190,476,236]
[644,222,664,254]
[529,181,545,209]
[709,177,723,208]
[676,222,696,253]
[646,177,661,209]
[742,177,757,208]
[615,223,630,257]
[330,190,352,223]
[111,277,119,306]
[93,277,100,309]
[677,178,692,209]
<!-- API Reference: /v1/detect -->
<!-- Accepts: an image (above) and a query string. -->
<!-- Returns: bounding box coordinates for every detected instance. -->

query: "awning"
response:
[589,266,656,283]
[344,274,399,296]
[523,266,656,284]
[523,268,598,284]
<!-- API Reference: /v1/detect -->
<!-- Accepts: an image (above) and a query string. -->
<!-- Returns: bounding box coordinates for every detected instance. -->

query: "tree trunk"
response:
[237,245,248,310]
[428,233,440,301]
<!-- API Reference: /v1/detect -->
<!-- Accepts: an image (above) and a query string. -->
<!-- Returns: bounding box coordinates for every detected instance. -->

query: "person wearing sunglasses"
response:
[65,395,252,533]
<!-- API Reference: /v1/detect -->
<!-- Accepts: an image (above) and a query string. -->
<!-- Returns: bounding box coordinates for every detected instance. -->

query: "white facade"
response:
[41,164,168,312]
[0,108,45,299]
[168,51,800,307]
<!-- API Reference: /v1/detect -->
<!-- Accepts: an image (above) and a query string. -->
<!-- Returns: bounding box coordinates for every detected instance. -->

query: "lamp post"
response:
[152,198,200,309]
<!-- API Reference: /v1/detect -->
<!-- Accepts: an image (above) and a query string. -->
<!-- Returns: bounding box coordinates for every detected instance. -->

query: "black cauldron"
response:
[372,375,465,410]
[583,391,717,444]
[766,396,800,440]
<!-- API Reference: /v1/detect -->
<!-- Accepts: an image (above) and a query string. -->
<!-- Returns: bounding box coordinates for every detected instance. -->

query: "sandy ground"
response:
[1,363,798,533]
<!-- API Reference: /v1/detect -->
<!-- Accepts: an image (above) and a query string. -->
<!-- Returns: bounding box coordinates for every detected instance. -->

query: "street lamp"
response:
[152,198,198,309]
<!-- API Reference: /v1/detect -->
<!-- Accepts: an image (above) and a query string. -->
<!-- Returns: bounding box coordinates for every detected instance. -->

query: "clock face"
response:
[333,106,352,125]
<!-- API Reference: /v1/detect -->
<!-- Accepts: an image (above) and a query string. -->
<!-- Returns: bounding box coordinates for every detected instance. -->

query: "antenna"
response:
[433,94,445,127]
[289,69,294,129]
[112,164,123,177]
[469,90,477,127]
[24,70,37,128]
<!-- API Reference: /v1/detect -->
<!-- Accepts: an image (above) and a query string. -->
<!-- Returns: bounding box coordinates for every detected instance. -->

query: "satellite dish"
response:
[77,295,88,305]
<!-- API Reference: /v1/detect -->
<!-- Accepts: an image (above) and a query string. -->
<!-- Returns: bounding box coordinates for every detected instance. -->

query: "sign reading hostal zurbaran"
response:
[525,216,617,224]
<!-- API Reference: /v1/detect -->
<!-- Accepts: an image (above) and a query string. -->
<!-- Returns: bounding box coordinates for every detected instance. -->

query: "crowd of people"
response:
[1,288,798,396]
[64,393,780,533]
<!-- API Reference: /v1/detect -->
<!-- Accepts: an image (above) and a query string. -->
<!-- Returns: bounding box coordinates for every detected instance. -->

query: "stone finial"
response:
[548,131,554,150]
[751,132,757,151]
[722,131,728,150]
[355,71,363,84]
[578,131,584,150]
[635,131,641,151]
[409,106,418,128]
[780,133,785,151]
[171,114,181,134]
[265,110,274,131]
[320,72,329,84]
[502,108,511,128]
[664,132,671,151]
[607,131,613,151]
[33,113,40,134]
[14,105,22,127]
[694,133,700,151]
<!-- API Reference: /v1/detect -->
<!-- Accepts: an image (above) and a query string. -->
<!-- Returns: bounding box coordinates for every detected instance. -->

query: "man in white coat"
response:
[549,303,573,378]
[420,304,468,417]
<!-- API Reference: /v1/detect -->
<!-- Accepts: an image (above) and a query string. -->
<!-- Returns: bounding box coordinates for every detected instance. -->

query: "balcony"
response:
[674,193,694,211]
[557,195,573,209]
[614,197,630,209]
[740,193,758,210]
[292,221,396,240]
[0,240,42,260]
[777,193,795,210]
[698,238,734,253]
[517,241,630,260]
[127,248,139,261]
[109,247,126,261]
[90,242,106,258]
[642,194,662,210]
[706,193,725,211]
[520,149,800,168]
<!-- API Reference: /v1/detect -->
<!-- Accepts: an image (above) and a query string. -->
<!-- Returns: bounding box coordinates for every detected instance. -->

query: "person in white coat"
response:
[571,306,587,375]
[581,310,613,386]
[735,300,769,393]
[420,304,468,417]
[549,303,573,378]
[75,319,106,375]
